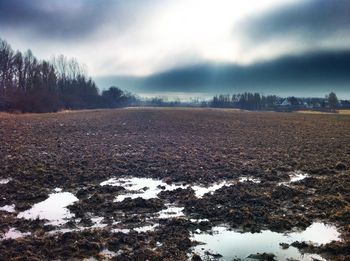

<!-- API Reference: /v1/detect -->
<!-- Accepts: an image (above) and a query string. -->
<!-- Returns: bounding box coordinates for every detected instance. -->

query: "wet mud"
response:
[0,109,350,260]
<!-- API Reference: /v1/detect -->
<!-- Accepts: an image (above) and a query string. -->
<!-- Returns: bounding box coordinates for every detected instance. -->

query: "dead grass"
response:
[338,109,350,115]
[297,110,335,115]
[297,109,350,115]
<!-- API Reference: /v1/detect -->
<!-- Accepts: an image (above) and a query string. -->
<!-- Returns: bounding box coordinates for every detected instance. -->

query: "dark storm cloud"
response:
[238,0,350,43]
[0,0,132,39]
[96,50,350,95]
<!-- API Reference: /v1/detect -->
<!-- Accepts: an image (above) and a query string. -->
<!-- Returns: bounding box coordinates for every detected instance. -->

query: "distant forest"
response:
[207,92,346,111]
[0,38,136,112]
[144,92,348,112]
[1,38,349,113]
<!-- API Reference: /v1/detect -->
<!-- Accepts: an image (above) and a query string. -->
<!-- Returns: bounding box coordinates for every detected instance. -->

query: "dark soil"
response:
[0,108,350,260]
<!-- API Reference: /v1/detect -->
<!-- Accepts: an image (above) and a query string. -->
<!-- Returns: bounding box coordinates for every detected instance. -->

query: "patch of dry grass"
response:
[297,110,335,115]
[338,109,350,115]
[297,109,350,115]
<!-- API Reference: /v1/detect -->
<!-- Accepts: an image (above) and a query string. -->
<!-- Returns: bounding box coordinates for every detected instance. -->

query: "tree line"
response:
[209,92,342,111]
[211,93,279,110]
[0,38,136,112]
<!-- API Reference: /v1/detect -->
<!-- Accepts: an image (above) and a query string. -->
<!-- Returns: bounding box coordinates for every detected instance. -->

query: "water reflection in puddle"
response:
[102,222,159,235]
[2,228,31,240]
[192,181,230,198]
[190,218,210,223]
[101,177,187,202]
[112,228,131,234]
[289,171,309,182]
[0,204,16,213]
[157,205,185,219]
[134,224,159,233]
[99,249,118,258]
[101,177,232,201]
[191,222,340,261]
[0,178,12,184]
[17,191,78,225]
[279,171,309,186]
[91,217,106,227]
[239,177,261,183]
[49,217,107,235]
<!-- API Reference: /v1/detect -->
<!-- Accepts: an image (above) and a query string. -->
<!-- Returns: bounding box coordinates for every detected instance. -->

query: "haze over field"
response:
[1,0,350,98]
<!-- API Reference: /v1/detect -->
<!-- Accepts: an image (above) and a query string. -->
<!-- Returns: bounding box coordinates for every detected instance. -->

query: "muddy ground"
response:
[0,108,349,260]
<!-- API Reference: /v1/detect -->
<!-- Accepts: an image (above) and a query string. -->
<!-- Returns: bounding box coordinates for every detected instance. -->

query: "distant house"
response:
[302,102,310,108]
[280,99,291,107]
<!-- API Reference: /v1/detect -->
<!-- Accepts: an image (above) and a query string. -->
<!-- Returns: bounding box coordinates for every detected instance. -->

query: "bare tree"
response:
[0,38,135,112]
[0,39,14,95]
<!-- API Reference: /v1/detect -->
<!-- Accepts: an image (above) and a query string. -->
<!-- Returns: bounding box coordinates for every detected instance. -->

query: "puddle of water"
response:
[289,171,309,182]
[2,228,31,240]
[239,177,261,183]
[101,177,232,201]
[157,205,185,219]
[51,217,113,236]
[134,224,159,233]
[0,178,12,184]
[190,218,210,223]
[100,178,122,186]
[105,173,306,203]
[101,177,187,202]
[0,204,16,213]
[90,217,107,228]
[192,181,229,198]
[49,216,108,235]
[99,249,118,258]
[17,192,78,226]
[111,228,131,234]
[279,171,310,186]
[191,222,340,261]
[48,228,75,235]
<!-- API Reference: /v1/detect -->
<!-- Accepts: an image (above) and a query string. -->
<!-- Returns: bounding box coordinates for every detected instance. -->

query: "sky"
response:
[0,0,350,98]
